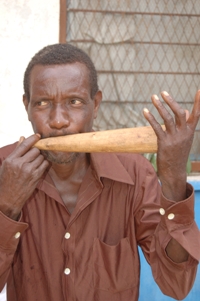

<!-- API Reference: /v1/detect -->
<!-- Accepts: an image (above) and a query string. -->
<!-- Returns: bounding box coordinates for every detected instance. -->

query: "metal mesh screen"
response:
[65,0,200,158]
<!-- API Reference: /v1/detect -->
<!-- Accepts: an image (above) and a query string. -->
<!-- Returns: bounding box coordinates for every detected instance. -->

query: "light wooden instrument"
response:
[34,125,163,153]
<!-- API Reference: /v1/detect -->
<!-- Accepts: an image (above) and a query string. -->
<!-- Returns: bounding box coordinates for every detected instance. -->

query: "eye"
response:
[70,99,82,105]
[37,100,48,106]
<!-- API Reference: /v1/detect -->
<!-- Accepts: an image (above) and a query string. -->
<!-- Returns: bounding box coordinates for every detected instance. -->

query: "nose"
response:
[49,104,70,129]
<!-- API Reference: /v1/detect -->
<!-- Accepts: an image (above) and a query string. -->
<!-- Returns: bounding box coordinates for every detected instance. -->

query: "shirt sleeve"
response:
[149,183,200,300]
[0,211,28,291]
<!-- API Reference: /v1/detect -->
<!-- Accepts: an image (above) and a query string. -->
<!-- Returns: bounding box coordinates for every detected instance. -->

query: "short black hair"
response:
[23,43,99,101]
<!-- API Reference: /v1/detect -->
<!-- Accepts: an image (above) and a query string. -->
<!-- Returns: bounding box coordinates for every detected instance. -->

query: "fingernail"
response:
[143,108,149,113]
[162,91,169,96]
[17,136,25,146]
[153,94,159,100]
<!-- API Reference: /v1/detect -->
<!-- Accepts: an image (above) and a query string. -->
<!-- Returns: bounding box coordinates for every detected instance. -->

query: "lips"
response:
[41,131,76,139]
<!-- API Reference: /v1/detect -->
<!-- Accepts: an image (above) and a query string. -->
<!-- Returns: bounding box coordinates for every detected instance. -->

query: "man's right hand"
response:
[0,134,49,220]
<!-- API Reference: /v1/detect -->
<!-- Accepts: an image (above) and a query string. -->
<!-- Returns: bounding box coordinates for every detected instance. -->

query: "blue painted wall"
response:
[139,180,200,301]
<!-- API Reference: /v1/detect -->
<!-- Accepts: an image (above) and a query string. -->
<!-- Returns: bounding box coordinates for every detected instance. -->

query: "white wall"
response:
[0,0,59,147]
[0,0,59,299]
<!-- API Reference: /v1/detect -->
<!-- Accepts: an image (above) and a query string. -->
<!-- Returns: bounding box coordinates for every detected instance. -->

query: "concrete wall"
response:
[0,0,59,147]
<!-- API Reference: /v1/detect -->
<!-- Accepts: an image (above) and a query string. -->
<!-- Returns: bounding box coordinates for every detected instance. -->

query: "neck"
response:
[48,153,90,213]
[49,152,90,181]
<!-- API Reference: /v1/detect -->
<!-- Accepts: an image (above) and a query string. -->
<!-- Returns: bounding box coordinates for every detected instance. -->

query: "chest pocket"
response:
[93,237,138,293]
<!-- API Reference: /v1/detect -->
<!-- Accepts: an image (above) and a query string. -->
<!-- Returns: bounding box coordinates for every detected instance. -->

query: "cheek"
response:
[80,109,95,130]
[28,113,47,132]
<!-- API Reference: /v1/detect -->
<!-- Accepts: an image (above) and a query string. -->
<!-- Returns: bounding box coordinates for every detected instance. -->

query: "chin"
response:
[41,150,80,164]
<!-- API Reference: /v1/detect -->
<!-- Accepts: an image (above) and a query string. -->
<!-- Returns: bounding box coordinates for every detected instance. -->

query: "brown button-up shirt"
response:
[0,143,199,301]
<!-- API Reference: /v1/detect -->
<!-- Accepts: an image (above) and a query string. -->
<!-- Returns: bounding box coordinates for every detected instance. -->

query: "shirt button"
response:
[168,213,175,220]
[159,208,165,215]
[65,232,71,239]
[64,268,71,275]
[14,232,21,239]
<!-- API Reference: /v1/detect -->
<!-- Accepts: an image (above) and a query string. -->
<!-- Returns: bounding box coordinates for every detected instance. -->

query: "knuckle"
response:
[3,157,17,170]
[33,146,40,153]
[19,139,30,149]
[165,114,174,124]
[19,137,38,151]
[30,147,40,156]
[178,108,186,118]
[38,154,45,161]
[21,164,30,176]
[153,123,162,131]
[32,168,43,181]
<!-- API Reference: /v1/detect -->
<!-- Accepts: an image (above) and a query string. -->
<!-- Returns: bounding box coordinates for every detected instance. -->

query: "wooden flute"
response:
[34,125,163,153]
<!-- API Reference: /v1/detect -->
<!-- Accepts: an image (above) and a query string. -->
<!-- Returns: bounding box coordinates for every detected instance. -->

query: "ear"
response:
[23,94,29,112]
[93,90,102,119]
[23,94,31,121]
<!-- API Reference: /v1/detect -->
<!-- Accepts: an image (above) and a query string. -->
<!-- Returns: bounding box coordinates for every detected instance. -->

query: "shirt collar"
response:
[90,152,134,185]
[36,152,135,200]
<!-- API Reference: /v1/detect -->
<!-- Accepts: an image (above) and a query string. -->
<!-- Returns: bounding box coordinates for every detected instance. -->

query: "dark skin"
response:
[143,90,200,262]
[0,63,102,217]
[0,62,200,264]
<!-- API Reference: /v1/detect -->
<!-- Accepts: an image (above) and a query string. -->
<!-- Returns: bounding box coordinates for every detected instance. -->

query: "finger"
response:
[10,134,41,158]
[21,147,43,163]
[186,90,200,130]
[143,108,165,138]
[151,94,176,133]
[160,91,186,128]
[28,154,49,170]
[32,159,50,179]
[16,136,25,148]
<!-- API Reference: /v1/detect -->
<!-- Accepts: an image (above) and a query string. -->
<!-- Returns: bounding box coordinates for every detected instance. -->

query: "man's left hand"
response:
[143,90,200,201]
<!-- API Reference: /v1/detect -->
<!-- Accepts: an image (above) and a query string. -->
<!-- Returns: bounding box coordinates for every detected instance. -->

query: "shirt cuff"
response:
[158,183,200,261]
[0,211,28,251]
[159,183,194,230]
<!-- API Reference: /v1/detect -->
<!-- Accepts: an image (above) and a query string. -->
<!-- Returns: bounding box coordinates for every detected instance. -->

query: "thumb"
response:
[184,109,190,121]
[187,90,200,128]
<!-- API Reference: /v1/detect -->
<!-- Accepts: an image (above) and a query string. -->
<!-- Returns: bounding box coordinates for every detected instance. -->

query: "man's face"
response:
[23,62,102,164]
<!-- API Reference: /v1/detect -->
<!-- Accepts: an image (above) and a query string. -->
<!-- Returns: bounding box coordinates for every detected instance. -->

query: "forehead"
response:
[29,63,90,94]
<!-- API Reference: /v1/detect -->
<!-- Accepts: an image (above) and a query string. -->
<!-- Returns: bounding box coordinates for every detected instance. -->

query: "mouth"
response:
[41,131,75,139]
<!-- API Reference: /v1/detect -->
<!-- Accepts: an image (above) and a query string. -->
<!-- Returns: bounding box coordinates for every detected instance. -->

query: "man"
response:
[0,43,200,301]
